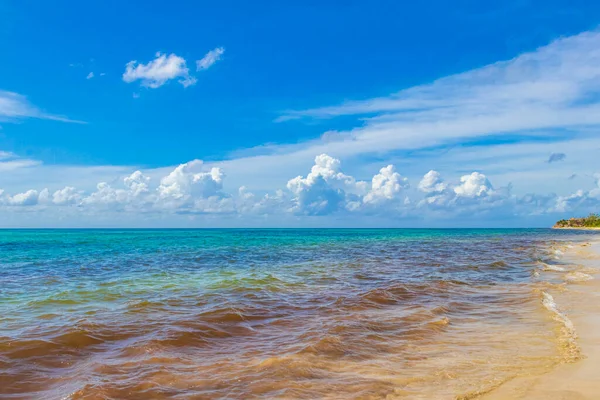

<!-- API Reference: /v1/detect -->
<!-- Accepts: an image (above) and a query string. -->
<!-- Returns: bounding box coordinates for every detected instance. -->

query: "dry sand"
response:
[483,239,600,400]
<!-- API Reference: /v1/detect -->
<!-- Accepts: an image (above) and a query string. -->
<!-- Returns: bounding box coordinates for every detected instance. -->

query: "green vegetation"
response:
[554,213,600,228]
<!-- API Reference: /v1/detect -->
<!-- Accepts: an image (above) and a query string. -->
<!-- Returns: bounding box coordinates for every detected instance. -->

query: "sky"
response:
[2,0,600,227]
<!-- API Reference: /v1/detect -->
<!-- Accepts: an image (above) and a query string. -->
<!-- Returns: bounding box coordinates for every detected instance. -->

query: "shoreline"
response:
[552,227,600,230]
[483,237,600,400]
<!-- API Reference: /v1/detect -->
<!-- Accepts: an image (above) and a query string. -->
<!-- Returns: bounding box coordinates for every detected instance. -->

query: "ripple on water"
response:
[0,229,592,399]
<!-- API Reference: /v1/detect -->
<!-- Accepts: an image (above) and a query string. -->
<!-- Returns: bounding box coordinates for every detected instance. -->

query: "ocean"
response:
[0,229,593,399]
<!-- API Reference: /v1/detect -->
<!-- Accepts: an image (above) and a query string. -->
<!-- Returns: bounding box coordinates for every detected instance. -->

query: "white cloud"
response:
[52,186,83,205]
[286,154,367,215]
[552,173,600,213]
[0,90,84,124]
[0,151,599,226]
[81,182,130,208]
[124,170,150,196]
[123,52,197,89]
[6,190,40,206]
[284,154,412,215]
[0,151,41,172]
[196,47,225,70]
[7,30,600,226]
[81,171,153,210]
[156,160,227,212]
[263,29,600,181]
[454,172,494,198]
[363,165,408,204]
[417,170,513,216]
[86,72,94,80]
[418,170,447,194]
[157,160,222,199]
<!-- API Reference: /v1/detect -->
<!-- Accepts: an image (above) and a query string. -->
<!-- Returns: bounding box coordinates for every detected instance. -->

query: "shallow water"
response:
[0,229,593,399]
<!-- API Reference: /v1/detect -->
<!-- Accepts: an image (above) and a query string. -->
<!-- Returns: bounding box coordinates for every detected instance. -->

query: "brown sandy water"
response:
[0,229,595,399]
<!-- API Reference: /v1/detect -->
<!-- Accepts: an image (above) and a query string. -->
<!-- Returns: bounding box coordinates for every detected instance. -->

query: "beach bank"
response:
[552,227,600,231]
[483,238,600,400]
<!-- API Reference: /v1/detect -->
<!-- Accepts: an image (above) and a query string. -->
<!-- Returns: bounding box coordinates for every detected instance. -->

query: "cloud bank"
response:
[1,153,598,227]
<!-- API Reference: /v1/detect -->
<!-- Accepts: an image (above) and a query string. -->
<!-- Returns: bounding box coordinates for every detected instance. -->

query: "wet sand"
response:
[484,239,600,400]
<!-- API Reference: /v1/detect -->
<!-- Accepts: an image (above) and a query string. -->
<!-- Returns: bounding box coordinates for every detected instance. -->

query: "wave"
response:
[541,291,580,362]
[538,261,566,272]
[564,271,593,282]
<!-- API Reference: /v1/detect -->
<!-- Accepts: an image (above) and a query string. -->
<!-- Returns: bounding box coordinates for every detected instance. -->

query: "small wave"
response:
[538,261,566,272]
[564,271,593,282]
[541,291,580,362]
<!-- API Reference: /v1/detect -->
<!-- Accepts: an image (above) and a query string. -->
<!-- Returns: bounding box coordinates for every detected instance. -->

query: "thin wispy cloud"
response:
[273,30,600,160]
[0,90,85,124]
[86,72,94,80]
[196,47,225,71]
[0,151,41,172]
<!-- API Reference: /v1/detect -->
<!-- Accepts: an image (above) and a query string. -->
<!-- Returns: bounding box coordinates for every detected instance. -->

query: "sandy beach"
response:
[484,238,600,400]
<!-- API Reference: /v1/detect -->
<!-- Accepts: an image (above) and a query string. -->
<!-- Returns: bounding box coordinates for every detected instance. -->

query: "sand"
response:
[483,239,600,400]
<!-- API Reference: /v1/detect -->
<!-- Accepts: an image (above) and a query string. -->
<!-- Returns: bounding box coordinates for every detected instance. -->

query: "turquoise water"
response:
[0,229,591,399]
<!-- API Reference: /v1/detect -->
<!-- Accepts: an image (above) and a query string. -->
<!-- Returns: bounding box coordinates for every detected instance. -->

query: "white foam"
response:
[564,271,593,282]
[538,262,566,272]
[541,292,576,335]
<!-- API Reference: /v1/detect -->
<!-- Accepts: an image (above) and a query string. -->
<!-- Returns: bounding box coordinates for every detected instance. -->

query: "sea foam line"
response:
[541,291,580,362]
[538,261,566,272]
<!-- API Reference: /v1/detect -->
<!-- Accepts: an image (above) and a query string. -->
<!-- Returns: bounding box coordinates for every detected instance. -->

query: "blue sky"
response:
[1,1,600,227]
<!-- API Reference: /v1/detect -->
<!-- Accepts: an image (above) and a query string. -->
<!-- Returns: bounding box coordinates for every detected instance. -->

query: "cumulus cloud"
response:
[81,182,132,208]
[157,161,223,200]
[285,154,412,215]
[417,170,512,215]
[124,171,150,196]
[453,172,494,198]
[548,153,566,163]
[418,170,447,194]
[552,173,600,213]
[123,52,197,89]
[52,187,83,205]
[155,160,228,213]
[6,190,41,206]
[81,171,153,210]
[286,154,366,215]
[196,47,225,70]
[1,153,599,224]
[363,165,408,204]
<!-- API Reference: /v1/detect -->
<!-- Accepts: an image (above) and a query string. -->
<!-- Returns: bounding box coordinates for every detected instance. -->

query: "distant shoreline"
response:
[552,226,600,231]
[553,214,600,230]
